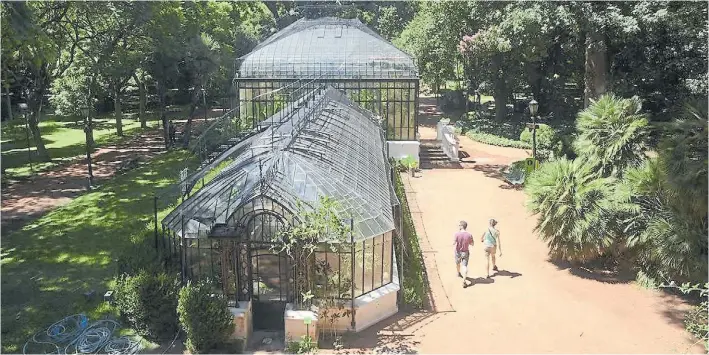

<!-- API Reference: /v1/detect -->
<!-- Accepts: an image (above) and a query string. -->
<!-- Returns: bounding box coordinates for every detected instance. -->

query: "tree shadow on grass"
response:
[0,150,196,353]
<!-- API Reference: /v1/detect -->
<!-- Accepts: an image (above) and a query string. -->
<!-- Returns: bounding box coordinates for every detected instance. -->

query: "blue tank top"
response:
[484,228,498,247]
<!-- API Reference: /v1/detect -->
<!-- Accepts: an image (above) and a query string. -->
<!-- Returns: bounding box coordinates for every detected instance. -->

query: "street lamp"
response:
[201,87,207,122]
[528,99,539,162]
[81,106,94,189]
[18,103,32,174]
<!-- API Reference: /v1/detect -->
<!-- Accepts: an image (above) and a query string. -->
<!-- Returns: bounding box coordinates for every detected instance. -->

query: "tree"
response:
[621,104,708,284]
[67,2,152,138]
[1,2,77,161]
[608,2,708,118]
[573,94,649,177]
[396,1,470,95]
[144,2,185,148]
[458,2,556,120]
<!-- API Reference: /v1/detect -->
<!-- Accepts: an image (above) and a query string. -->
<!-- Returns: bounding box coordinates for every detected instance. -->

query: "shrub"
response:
[178,280,234,353]
[464,131,531,149]
[114,270,180,341]
[662,282,709,351]
[393,172,427,309]
[286,335,318,354]
[621,159,708,283]
[399,155,418,172]
[520,123,556,158]
[439,89,466,112]
[524,157,625,262]
[686,301,708,351]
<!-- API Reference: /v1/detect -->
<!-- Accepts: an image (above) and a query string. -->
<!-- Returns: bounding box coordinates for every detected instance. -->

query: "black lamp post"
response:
[81,106,94,189]
[528,99,539,162]
[18,103,33,174]
[201,87,207,122]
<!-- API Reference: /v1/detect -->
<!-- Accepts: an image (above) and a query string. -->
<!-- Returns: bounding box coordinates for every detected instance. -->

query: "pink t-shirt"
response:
[454,231,473,252]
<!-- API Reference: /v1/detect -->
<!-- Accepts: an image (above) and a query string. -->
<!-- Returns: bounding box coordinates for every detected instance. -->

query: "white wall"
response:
[387,140,420,162]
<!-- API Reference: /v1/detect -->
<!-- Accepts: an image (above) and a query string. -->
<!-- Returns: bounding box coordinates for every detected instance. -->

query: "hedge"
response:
[393,172,428,309]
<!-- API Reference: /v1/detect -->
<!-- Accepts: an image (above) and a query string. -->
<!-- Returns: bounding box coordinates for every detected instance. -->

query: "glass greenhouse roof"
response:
[238,17,417,79]
[163,87,396,241]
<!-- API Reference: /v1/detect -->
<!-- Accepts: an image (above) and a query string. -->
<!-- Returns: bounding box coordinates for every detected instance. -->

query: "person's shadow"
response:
[463,277,494,288]
[463,269,523,288]
[493,269,523,278]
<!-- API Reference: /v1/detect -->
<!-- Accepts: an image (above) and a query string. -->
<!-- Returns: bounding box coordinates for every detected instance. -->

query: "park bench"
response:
[503,165,526,187]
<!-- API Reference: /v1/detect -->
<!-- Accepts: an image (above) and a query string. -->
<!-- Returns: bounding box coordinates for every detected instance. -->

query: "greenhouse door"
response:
[250,248,290,330]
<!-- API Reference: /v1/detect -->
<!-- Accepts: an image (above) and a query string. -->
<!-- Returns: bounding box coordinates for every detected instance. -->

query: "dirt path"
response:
[338,97,704,354]
[1,115,220,235]
[1,129,166,234]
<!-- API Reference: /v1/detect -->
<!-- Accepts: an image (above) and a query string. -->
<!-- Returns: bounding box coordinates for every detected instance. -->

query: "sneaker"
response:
[493,265,499,272]
[457,272,463,278]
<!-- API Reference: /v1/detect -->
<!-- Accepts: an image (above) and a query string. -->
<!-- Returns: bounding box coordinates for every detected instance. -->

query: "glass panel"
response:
[216,240,237,300]
[326,252,345,298]
[338,248,353,299]
[354,241,364,296]
[408,101,417,140]
[314,252,328,297]
[372,235,383,290]
[252,250,287,301]
[383,233,392,284]
[363,239,373,293]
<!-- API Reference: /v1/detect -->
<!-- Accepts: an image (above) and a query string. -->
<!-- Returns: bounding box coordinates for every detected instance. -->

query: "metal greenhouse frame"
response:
[234,17,420,141]
[156,87,403,330]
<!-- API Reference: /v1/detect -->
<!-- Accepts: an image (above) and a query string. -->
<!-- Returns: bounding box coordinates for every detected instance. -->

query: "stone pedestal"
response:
[284,303,319,344]
[229,300,252,351]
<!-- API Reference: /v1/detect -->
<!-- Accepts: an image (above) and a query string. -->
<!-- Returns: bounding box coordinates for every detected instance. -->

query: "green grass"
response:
[0,149,198,353]
[1,113,163,179]
[393,171,428,309]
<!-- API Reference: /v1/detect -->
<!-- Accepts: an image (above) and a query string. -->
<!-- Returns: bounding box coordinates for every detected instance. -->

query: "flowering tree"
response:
[457,3,554,120]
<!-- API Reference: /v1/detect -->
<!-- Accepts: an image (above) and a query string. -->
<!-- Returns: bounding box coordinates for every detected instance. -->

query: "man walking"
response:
[168,120,177,145]
[482,218,502,278]
[454,220,474,288]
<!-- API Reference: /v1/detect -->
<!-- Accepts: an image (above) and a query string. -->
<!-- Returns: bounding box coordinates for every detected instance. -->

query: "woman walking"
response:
[481,219,502,278]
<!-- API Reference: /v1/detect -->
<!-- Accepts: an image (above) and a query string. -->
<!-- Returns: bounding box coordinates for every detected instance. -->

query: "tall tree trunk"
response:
[493,76,508,121]
[139,80,146,129]
[157,80,169,149]
[133,73,147,129]
[27,87,50,162]
[4,84,13,121]
[114,84,123,137]
[181,89,200,148]
[583,30,607,108]
[28,111,50,161]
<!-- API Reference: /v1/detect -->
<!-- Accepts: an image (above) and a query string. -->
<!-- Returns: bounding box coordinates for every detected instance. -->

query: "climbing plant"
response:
[272,195,353,349]
[271,196,351,305]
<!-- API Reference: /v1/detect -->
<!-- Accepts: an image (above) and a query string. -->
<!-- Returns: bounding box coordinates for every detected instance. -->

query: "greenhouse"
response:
[235,17,420,158]
[159,87,401,334]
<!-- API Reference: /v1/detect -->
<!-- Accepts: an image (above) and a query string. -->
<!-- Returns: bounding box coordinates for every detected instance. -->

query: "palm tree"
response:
[524,157,623,262]
[620,103,708,283]
[573,94,650,177]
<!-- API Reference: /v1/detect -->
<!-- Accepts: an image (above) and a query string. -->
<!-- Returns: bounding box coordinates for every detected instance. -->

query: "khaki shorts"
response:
[484,245,496,256]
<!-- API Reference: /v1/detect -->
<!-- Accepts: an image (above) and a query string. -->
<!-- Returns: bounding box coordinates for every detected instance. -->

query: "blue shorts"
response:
[455,251,470,266]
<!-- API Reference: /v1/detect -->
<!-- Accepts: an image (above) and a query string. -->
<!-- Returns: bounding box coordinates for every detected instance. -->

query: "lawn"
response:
[0,148,197,353]
[1,114,162,178]
[0,144,239,353]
